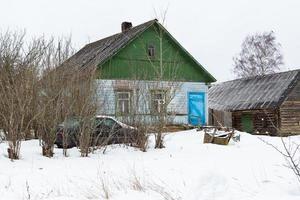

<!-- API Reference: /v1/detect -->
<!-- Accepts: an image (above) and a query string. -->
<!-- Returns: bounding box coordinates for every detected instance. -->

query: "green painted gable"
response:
[98,22,215,83]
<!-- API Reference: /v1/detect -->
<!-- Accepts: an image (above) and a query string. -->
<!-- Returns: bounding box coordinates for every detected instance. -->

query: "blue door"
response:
[188,92,205,126]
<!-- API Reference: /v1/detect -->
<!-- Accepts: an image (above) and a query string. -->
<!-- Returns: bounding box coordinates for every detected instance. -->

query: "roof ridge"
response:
[84,19,157,48]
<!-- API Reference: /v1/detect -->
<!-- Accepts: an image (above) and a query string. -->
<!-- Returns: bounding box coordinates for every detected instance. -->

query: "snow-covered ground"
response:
[0,129,300,200]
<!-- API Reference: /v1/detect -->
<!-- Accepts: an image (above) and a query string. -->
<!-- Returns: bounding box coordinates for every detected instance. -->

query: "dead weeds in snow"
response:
[97,168,181,199]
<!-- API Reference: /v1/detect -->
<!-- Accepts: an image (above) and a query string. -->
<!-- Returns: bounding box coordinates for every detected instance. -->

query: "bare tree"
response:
[233,31,283,78]
[149,18,181,149]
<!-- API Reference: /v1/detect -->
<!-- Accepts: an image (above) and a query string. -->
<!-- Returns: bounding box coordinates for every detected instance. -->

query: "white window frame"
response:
[116,91,131,115]
[151,90,166,114]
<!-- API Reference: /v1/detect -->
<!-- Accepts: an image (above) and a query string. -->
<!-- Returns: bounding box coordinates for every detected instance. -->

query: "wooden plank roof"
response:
[208,69,300,111]
[64,19,156,71]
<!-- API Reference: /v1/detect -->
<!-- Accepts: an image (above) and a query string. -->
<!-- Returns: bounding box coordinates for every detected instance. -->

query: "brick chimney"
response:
[121,22,132,32]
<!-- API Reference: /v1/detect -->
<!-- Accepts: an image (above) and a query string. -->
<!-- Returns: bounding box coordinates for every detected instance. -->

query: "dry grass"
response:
[100,176,111,199]
[148,181,182,200]
[129,169,146,192]
[97,168,182,200]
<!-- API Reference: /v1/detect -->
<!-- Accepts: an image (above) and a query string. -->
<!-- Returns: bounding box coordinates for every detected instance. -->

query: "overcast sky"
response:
[0,0,299,82]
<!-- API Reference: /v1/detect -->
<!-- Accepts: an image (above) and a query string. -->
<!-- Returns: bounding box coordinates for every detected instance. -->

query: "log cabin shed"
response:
[208,69,300,135]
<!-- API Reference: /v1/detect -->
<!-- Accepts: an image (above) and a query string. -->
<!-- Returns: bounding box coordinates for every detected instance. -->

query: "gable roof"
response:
[64,19,216,82]
[65,19,155,71]
[208,69,300,111]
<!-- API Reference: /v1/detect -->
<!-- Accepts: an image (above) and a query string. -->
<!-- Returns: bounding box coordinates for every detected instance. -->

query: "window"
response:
[147,44,155,58]
[103,118,117,128]
[116,91,131,115]
[151,90,166,113]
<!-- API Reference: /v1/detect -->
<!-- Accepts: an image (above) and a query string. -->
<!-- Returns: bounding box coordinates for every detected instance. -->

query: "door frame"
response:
[241,113,253,133]
[187,91,206,125]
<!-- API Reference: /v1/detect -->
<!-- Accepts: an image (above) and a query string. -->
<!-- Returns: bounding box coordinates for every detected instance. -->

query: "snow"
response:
[0,129,300,200]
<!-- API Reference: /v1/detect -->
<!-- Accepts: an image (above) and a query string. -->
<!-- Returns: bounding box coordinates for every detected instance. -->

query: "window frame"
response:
[147,44,155,59]
[151,90,167,114]
[115,90,132,116]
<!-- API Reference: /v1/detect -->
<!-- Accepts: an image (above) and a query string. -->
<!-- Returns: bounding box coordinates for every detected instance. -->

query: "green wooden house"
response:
[66,19,216,125]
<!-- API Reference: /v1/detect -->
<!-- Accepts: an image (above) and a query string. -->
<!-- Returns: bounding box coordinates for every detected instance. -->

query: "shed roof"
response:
[208,69,300,111]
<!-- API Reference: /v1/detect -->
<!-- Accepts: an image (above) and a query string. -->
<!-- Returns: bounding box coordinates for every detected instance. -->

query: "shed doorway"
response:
[241,113,253,133]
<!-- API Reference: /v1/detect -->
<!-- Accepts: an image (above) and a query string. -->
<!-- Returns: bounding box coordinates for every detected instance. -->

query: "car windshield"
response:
[103,118,116,128]
[63,117,80,129]
[94,118,103,127]
[95,117,118,128]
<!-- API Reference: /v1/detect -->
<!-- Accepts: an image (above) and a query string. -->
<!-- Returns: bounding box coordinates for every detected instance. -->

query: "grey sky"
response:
[0,0,299,82]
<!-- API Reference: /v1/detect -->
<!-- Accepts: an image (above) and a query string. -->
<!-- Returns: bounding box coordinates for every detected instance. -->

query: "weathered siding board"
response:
[232,112,242,131]
[96,79,208,124]
[280,105,300,134]
[96,80,115,114]
[208,109,232,127]
[253,109,279,134]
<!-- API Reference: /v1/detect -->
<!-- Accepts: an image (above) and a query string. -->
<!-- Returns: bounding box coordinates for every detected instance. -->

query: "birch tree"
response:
[233,31,283,78]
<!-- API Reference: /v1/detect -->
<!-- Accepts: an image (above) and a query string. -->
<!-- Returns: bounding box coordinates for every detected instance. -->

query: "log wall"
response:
[280,80,300,135]
[232,109,279,135]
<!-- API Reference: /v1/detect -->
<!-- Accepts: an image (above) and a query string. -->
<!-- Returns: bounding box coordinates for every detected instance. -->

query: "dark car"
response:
[55,117,81,148]
[54,116,137,148]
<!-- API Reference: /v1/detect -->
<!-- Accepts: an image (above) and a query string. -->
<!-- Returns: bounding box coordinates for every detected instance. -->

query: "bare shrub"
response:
[57,69,98,157]
[37,37,76,157]
[37,36,98,158]
[0,129,5,143]
[134,124,149,152]
[0,30,45,159]
[260,137,300,184]
[72,70,98,157]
